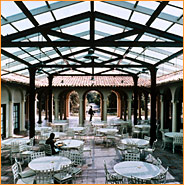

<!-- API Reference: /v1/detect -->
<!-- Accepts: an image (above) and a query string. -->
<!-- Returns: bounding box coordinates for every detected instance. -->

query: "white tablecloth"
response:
[97,128,118,134]
[114,161,160,179]
[1,137,30,146]
[121,138,149,148]
[55,139,84,149]
[165,132,183,138]
[28,156,71,171]
[92,122,105,127]
[69,127,85,132]
[135,125,150,129]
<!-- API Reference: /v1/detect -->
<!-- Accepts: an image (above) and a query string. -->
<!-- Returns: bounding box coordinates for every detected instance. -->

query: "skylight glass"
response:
[169,1,183,8]
[95,1,131,20]
[138,1,159,10]
[34,12,55,25]
[53,2,89,20]
[23,1,46,11]
[12,18,34,31]
[162,5,183,16]
[131,11,150,25]
[151,18,172,31]
[1,24,17,36]
[167,23,183,37]
[1,1,22,17]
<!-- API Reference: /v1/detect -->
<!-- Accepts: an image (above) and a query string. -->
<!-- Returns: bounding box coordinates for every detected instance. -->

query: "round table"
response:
[121,138,149,148]
[28,156,71,171]
[135,125,150,129]
[1,137,30,146]
[97,128,118,134]
[92,122,105,127]
[51,122,68,132]
[42,132,67,139]
[35,127,52,132]
[69,127,85,132]
[114,161,160,179]
[55,139,84,149]
[165,132,183,138]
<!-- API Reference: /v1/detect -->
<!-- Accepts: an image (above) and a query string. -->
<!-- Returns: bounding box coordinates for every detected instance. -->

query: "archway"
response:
[83,90,103,122]
[107,91,117,117]
[69,91,79,117]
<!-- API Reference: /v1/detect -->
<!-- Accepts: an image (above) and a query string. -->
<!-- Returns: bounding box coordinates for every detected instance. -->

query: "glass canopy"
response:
[1,1,183,80]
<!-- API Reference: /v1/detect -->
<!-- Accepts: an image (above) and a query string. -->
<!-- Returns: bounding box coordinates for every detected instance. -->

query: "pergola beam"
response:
[2,11,90,42]
[2,41,182,47]
[95,11,183,42]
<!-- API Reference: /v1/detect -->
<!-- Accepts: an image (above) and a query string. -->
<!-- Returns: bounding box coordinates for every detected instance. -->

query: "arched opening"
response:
[84,90,102,121]
[107,91,117,117]
[175,86,183,131]
[69,91,79,117]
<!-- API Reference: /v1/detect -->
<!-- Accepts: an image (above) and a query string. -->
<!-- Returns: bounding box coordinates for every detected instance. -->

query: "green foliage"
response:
[87,91,100,105]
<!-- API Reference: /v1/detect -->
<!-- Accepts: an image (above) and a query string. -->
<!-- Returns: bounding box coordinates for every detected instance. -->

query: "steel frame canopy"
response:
[1,1,183,79]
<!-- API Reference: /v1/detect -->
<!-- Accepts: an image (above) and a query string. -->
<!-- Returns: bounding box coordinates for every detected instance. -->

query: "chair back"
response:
[35,168,54,184]
[157,167,169,184]
[124,152,140,161]
[144,136,150,141]
[44,144,52,156]
[19,144,28,152]
[152,157,162,168]
[173,136,183,145]
[31,151,45,160]
[129,176,151,184]
[12,162,19,184]
[11,142,20,153]
[59,150,70,158]
[69,151,83,166]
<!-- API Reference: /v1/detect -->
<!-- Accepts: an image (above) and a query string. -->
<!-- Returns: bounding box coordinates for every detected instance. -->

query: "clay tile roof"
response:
[40,76,150,87]
[156,70,183,85]
[1,70,182,87]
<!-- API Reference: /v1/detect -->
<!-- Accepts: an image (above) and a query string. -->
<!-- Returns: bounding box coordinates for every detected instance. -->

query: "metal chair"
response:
[53,165,73,184]
[124,152,140,161]
[128,175,151,184]
[151,167,169,184]
[104,160,123,184]
[173,136,183,153]
[141,127,150,138]
[12,162,35,184]
[161,131,172,149]
[35,168,54,184]
[44,144,52,156]
[132,127,141,138]
[31,151,45,160]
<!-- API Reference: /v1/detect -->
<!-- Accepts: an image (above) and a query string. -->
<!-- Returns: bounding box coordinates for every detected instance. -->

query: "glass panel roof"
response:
[1,1,183,81]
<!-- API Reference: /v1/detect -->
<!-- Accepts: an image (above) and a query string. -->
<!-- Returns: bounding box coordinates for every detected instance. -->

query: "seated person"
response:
[45,133,59,155]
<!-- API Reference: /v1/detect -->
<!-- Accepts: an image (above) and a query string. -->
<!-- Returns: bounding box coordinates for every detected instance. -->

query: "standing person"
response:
[46,133,59,155]
[88,106,95,121]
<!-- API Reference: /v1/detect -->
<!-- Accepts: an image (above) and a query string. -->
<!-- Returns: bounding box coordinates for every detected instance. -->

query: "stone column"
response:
[172,100,177,132]
[103,96,108,121]
[21,99,25,131]
[160,95,164,130]
[133,76,138,125]
[37,95,42,125]
[144,93,148,120]
[138,94,142,120]
[79,97,84,126]
[48,75,53,122]
[9,101,13,137]
[127,98,132,121]
[54,98,59,120]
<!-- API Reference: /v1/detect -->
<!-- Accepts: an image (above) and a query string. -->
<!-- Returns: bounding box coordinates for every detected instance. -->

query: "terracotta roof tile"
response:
[1,70,182,87]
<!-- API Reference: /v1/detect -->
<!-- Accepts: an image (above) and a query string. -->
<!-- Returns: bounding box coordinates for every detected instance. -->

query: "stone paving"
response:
[1,116,183,184]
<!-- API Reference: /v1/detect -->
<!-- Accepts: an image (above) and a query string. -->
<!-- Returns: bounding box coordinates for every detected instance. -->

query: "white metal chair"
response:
[173,136,183,153]
[144,135,150,141]
[10,142,20,164]
[104,160,123,184]
[31,151,45,160]
[141,127,150,138]
[19,144,34,163]
[53,165,73,184]
[14,158,35,179]
[129,175,151,184]
[35,168,54,184]
[152,157,162,168]
[151,167,169,184]
[12,162,35,184]
[44,144,52,156]
[161,131,172,149]
[132,127,141,138]
[124,152,140,161]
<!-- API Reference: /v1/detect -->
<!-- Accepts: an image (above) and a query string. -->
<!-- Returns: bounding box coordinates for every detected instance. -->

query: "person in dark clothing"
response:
[88,106,95,121]
[46,133,58,155]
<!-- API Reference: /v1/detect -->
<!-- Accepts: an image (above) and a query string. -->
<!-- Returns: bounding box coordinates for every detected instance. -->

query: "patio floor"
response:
[1,116,183,184]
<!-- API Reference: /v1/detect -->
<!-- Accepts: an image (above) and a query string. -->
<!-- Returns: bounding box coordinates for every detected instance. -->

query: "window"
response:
[13,103,20,134]
[1,104,6,138]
